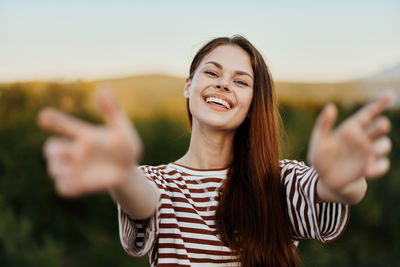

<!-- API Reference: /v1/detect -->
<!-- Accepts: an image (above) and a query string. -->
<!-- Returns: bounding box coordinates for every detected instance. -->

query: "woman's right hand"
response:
[37,86,143,197]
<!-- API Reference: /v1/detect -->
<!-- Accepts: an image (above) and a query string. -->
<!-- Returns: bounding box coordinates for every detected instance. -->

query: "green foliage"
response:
[136,117,190,166]
[0,84,399,266]
[0,196,64,267]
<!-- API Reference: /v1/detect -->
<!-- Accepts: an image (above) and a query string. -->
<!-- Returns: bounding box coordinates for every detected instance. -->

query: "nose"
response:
[216,78,230,92]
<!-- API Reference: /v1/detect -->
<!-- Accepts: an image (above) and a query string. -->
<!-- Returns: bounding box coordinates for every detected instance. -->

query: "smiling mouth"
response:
[205,97,231,109]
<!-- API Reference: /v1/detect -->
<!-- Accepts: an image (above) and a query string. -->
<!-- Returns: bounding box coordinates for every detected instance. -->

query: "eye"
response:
[235,80,249,87]
[205,71,218,77]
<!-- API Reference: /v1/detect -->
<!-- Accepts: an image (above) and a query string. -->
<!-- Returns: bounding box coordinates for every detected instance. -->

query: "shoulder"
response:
[280,159,309,171]
[136,164,181,190]
[138,164,176,177]
[138,164,168,173]
[279,159,316,182]
[138,163,190,181]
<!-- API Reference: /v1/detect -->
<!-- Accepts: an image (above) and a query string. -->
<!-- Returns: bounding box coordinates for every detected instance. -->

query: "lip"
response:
[203,93,235,110]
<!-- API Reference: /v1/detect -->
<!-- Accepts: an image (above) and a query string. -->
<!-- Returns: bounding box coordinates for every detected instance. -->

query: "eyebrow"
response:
[205,61,253,80]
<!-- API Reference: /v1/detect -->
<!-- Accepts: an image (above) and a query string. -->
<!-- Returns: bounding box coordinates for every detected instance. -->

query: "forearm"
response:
[109,165,159,219]
[316,176,367,205]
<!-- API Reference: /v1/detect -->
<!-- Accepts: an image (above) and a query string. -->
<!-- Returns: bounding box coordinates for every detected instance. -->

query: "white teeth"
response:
[205,97,231,109]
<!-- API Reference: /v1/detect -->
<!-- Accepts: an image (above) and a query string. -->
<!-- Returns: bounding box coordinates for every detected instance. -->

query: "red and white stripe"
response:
[280,160,349,242]
[118,160,350,266]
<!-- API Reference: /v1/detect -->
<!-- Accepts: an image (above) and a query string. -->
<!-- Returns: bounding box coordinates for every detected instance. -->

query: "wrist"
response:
[317,176,367,204]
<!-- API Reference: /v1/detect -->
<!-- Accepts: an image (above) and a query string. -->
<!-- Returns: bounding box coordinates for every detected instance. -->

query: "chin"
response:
[193,115,242,132]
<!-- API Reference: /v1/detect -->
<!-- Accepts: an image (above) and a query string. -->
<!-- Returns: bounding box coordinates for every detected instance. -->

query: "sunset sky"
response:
[1,0,399,82]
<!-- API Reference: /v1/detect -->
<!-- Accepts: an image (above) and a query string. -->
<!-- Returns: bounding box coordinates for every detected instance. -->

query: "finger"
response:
[354,90,395,127]
[54,169,79,198]
[47,154,79,197]
[365,116,391,140]
[312,103,338,140]
[47,157,72,180]
[54,168,124,198]
[372,136,391,157]
[96,85,131,129]
[366,157,390,178]
[37,108,91,138]
[43,137,73,180]
[47,159,62,179]
[43,137,72,160]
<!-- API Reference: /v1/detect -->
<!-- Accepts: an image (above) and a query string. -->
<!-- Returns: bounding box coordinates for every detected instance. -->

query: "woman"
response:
[37,35,394,266]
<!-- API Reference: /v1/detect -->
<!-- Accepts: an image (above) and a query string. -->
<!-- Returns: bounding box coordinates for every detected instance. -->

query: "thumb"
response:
[312,103,338,140]
[96,85,129,129]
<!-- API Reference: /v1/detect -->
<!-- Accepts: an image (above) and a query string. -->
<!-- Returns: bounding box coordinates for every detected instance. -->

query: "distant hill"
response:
[355,64,400,100]
[91,74,365,111]
[3,71,392,120]
[274,81,362,107]
[89,74,187,120]
[360,64,400,83]
[274,63,400,106]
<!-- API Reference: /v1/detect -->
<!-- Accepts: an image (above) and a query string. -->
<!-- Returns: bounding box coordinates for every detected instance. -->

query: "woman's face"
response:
[184,44,254,131]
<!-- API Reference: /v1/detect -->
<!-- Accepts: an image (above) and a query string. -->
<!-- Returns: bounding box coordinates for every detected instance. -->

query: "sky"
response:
[0,0,399,83]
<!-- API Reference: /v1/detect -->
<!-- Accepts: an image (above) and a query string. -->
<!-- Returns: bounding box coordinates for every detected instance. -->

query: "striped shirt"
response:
[118,160,350,266]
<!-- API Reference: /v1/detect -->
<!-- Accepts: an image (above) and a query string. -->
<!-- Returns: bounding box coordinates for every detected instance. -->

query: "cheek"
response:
[240,90,254,111]
[188,79,201,97]
[187,84,201,115]
[188,80,206,106]
[247,92,254,107]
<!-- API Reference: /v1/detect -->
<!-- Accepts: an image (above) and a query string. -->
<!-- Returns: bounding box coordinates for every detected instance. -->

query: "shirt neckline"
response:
[169,162,229,176]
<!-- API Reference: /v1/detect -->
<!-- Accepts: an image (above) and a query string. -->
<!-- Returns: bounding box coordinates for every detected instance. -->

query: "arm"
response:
[281,159,351,242]
[37,87,158,219]
[109,165,159,219]
[307,92,394,205]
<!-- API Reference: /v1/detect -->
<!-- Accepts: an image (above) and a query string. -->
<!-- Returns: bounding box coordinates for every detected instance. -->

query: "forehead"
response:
[199,45,253,76]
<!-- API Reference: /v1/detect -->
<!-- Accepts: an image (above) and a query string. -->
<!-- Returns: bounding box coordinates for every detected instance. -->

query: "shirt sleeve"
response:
[280,160,350,243]
[117,166,162,258]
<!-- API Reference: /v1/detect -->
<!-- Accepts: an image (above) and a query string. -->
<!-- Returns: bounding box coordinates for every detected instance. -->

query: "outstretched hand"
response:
[37,87,143,197]
[308,91,395,194]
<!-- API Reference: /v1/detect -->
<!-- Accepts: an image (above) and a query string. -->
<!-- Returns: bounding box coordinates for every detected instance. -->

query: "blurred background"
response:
[0,0,399,266]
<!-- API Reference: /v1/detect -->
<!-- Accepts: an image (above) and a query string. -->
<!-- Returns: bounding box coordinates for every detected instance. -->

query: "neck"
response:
[176,121,235,170]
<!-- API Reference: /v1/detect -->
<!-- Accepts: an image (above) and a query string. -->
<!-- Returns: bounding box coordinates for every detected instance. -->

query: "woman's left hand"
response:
[307,91,395,202]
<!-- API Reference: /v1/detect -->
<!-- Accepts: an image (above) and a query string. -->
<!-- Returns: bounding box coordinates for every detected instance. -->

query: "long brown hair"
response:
[186,36,300,266]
